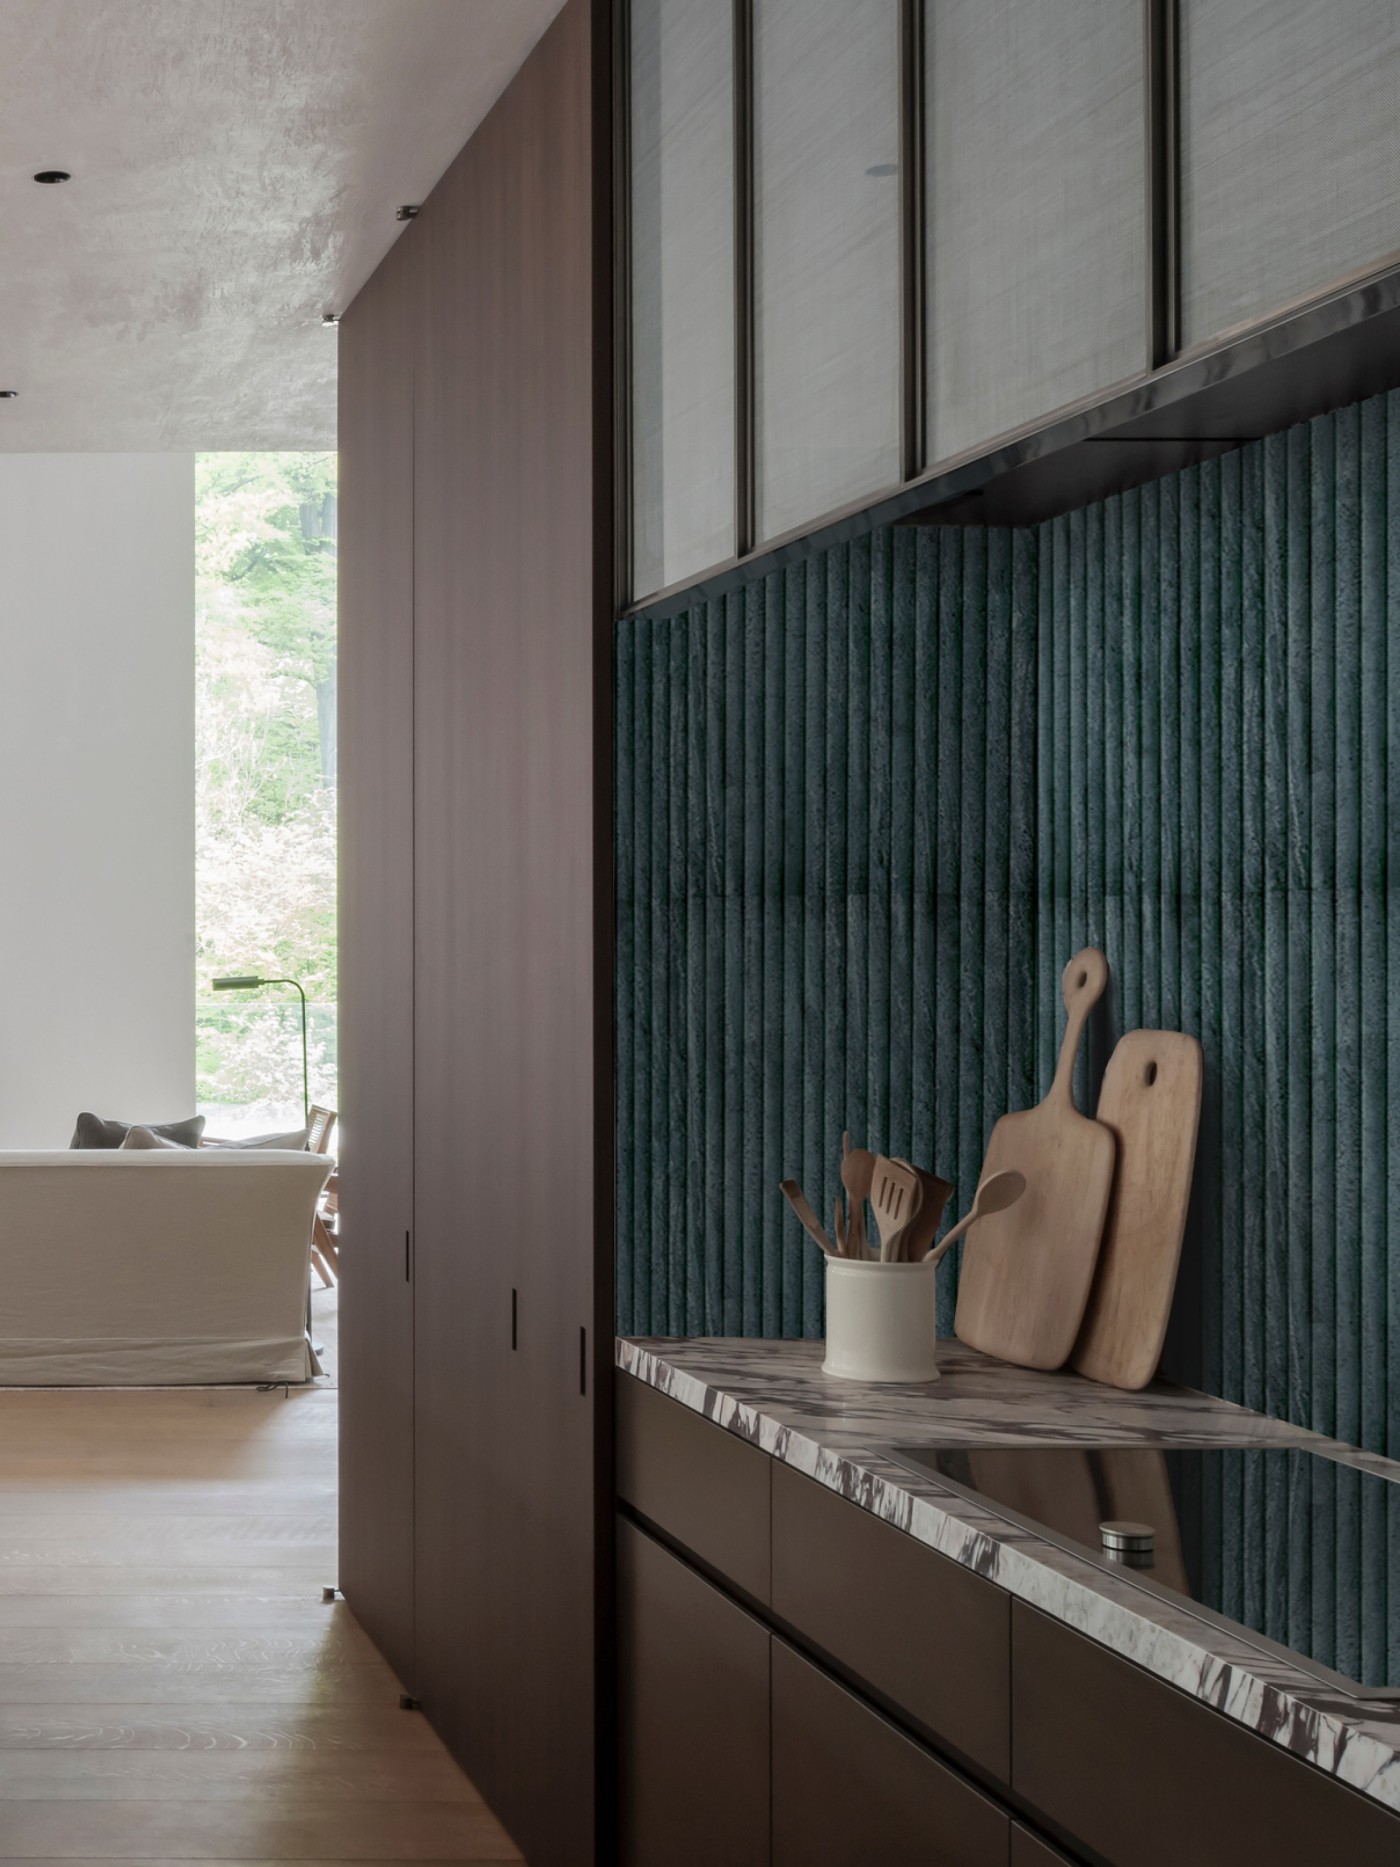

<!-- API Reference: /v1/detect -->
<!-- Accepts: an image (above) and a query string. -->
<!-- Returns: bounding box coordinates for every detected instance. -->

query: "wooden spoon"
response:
[923,1170,1026,1268]
[840,1133,875,1259]
[780,1179,836,1256]
[870,1156,922,1261]
[834,1192,847,1258]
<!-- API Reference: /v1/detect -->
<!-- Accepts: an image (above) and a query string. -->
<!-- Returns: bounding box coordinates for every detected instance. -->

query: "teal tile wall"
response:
[616,389,1400,1459]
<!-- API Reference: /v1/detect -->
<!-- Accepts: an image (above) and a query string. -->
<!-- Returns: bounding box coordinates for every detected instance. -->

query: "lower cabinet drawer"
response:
[772,1640,1009,1867]
[1013,1602,1400,1867]
[617,1519,770,1867]
[771,1461,1011,1780]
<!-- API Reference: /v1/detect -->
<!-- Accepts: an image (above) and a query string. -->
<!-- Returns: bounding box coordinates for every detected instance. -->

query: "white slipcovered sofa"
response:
[0,1149,332,1385]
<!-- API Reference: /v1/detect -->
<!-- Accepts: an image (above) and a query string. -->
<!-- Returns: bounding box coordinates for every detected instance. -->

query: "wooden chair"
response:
[307,1105,339,1288]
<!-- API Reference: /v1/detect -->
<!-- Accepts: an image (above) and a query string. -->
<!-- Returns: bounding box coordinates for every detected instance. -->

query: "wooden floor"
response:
[0,1289,521,1864]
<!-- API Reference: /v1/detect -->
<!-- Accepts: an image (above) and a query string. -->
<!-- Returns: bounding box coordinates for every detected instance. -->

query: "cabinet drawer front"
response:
[772,1640,1008,1867]
[1013,1603,1400,1867]
[617,1520,770,1867]
[616,1374,771,1601]
[771,1462,1010,1780]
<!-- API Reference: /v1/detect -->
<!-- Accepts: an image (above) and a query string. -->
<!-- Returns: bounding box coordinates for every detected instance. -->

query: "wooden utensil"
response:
[833,1192,847,1258]
[954,948,1117,1369]
[1070,1029,1204,1391]
[840,1133,875,1259]
[891,1161,953,1262]
[870,1156,922,1261]
[779,1179,836,1257]
[923,1170,1025,1268]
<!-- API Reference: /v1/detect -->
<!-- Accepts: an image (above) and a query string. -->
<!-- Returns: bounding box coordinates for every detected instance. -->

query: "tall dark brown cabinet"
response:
[338,5,613,1862]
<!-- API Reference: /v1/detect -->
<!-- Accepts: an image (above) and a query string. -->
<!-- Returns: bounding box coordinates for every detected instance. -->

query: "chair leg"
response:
[311,1216,338,1288]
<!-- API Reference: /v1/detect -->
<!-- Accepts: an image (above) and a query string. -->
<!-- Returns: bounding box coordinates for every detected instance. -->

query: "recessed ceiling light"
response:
[0,390,18,399]
[396,204,420,221]
[322,313,340,327]
[33,170,71,184]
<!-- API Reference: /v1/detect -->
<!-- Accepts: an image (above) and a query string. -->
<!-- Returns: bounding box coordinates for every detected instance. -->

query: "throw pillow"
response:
[119,1125,189,1151]
[200,1127,312,1151]
[70,1111,207,1150]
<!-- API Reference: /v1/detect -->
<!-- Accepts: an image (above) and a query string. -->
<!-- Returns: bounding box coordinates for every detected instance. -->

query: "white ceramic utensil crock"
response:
[822,1258,939,1382]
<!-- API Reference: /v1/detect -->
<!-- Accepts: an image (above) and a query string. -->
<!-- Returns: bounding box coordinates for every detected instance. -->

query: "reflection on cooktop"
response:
[882,1443,1399,1696]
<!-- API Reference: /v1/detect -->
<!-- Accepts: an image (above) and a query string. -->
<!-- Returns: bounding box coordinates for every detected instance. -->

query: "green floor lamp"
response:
[212,975,310,1123]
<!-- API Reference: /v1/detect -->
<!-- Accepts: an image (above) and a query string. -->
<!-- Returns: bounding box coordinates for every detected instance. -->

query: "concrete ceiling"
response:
[0,0,564,450]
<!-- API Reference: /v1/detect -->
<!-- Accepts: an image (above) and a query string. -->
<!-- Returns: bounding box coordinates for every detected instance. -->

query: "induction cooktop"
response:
[881,1443,1400,1701]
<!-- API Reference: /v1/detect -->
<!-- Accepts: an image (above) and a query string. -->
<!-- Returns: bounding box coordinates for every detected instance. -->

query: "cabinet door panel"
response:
[771,1463,1010,1780]
[925,0,1145,462]
[337,225,417,1692]
[411,5,609,1864]
[772,1641,1008,1867]
[753,0,901,542]
[629,0,734,598]
[1180,0,1400,347]
[1013,1602,1400,1867]
[618,1520,770,1867]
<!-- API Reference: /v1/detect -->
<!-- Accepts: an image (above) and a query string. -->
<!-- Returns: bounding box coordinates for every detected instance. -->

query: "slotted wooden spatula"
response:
[954,949,1116,1369]
[1070,1029,1203,1390]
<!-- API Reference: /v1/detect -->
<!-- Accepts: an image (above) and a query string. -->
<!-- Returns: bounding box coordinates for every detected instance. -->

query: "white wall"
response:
[0,455,194,1147]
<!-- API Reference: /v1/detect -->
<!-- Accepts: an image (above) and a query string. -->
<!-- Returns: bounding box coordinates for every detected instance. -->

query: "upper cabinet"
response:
[1179,0,1400,349]
[924,0,1145,462]
[629,0,736,599]
[624,0,1400,606]
[753,0,902,545]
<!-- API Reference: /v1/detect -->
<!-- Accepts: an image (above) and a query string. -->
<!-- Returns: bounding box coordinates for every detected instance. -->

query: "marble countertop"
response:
[616,1334,1400,1815]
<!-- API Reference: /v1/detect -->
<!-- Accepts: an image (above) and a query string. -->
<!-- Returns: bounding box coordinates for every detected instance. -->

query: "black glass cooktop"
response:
[882,1443,1400,1699]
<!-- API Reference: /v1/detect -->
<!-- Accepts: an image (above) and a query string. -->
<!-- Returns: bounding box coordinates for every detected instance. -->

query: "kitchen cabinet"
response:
[618,1518,770,1867]
[771,1460,1010,1780]
[1179,0,1400,350]
[924,0,1145,462]
[616,1368,1400,1867]
[338,4,613,1863]
[628,0,735,597]
[1012,1600,1400,1867]
[752,0,901,545]
[771,1640,1008,1867]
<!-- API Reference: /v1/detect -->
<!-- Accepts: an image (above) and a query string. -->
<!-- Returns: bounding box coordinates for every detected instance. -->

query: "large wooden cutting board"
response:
[954,949,1116,1370]
[1070,1029,1203,1391]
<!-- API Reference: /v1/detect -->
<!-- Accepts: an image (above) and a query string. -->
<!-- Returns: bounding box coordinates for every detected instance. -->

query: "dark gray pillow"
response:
[201,1127,311,1151]
[70,1111,206,1150]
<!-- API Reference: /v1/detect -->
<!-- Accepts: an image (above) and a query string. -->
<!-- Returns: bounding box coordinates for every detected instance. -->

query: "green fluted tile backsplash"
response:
[616,389,1400,1460]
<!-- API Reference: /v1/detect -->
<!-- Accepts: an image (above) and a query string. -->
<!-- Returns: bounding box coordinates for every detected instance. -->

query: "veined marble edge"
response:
[614,1336,1400,1815]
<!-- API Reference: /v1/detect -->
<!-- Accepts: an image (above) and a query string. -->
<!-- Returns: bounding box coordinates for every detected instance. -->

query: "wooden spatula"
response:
[1070,1029,1203,1390]
[840,1134,875,1259]
[870,1156,922,1261]
[953,948,1116,1369]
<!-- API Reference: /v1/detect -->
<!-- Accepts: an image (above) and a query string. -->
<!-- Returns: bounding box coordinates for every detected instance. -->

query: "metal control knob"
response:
[1099,1520,1155,1565]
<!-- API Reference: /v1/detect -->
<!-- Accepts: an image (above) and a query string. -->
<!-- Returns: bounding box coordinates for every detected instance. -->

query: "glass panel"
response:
[1181,0,1400,348]
[754,0,901,545]
[925,0,1146,465]
[630,0,735,601]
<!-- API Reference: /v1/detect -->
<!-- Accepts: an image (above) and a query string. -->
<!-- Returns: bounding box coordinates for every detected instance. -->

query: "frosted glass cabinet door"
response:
[924,0,1145,465]
[754,0,901,546]
[1181,0,1400,349]
[630,0,735,601]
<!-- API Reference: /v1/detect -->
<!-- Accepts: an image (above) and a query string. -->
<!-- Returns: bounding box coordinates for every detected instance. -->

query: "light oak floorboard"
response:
[0,1294,522,1862]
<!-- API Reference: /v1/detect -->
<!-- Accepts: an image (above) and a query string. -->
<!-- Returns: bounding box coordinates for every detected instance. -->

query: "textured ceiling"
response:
[0,0,564,450]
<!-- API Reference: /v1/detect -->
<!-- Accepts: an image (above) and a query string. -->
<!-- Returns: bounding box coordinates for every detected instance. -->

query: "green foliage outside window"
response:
[195,452,337,1131]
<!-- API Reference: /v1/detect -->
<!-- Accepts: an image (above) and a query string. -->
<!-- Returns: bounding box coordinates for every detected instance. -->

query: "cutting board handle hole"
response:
[1144,1061,1158,1086]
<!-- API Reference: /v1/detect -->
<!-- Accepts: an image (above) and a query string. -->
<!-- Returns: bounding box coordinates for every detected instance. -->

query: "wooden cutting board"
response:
[954,949,1116,1370]
[1070,1029,1203,1391]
